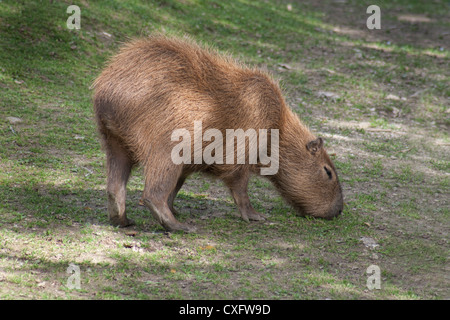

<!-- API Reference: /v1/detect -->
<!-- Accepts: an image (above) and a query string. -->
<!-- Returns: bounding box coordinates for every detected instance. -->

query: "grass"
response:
[0,0,448,300]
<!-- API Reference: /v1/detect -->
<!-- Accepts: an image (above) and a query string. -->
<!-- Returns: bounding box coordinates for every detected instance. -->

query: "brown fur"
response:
[92,34,343,232]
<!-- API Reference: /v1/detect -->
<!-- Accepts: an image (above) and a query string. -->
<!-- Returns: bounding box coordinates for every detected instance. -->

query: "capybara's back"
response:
[93,34,343,232]
[93,35,282,166]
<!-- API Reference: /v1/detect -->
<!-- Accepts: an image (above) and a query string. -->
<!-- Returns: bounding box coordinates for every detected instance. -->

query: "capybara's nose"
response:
[328,200,343,219]
[334,194,344,218]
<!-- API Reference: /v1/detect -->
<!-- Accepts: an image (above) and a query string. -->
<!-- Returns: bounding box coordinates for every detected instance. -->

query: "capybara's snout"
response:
[321,191,344,220]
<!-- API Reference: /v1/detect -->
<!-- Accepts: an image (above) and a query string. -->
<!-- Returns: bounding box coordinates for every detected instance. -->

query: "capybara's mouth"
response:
[294,208,342,220]
[323,209,342,220]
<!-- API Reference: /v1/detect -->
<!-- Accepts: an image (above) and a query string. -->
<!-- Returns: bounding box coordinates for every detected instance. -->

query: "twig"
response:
[366,128,392,132]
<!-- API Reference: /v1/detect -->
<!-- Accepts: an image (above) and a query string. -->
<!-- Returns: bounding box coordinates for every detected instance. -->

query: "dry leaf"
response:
[200,245,216,250]
[125,230,138,237]
[278,63,292,70]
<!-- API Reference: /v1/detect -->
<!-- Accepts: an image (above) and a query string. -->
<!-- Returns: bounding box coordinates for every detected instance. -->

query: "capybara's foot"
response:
[165,222,197,233]
[241,208,266,222]
[248,211,267,221]
[110,216,135,228]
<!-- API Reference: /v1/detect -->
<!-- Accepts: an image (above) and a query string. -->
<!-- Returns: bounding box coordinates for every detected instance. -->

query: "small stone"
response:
[386,94,400,100]
[360,237,379,249]
[317,91,340,100]
[6,116,23,124]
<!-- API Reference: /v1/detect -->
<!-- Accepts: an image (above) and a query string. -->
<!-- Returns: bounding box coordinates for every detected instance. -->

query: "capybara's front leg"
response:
[224,171,267,222]
[142,165,196,233]
[105,137,135,227]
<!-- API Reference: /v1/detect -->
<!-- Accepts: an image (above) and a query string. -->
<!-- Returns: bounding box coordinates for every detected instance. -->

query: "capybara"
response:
[92,34,343,232]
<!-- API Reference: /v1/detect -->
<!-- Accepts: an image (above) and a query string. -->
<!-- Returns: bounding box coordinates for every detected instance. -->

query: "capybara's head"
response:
[275,137,344,220]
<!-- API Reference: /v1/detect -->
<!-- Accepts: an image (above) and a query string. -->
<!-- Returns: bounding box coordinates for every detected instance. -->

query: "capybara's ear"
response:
[306,137,323,155]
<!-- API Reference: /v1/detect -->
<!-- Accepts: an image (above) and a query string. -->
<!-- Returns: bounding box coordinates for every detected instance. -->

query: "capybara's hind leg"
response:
[224,171,267,222]
[142,165,195,233]
[138,173,185,215]
[167,175,186,216]
[105,137,134,227]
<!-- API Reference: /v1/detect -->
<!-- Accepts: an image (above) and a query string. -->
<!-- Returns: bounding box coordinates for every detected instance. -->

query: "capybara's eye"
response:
[324,166,332,180]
